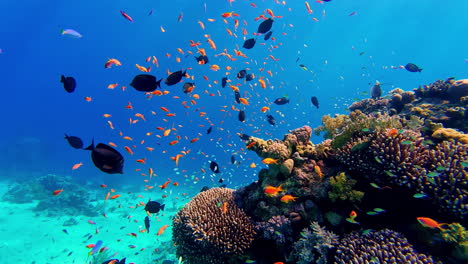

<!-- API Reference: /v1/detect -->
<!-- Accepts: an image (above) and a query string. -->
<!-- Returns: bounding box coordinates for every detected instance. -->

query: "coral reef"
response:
[2,174,98,216]
[328,172,364,203]
[172,187,255,264]
[288,221,339,264]
[175,78,467,264]
[335,229,439,263]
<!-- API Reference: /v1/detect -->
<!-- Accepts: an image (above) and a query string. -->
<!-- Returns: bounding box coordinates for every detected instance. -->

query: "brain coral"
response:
[172,188,255,264]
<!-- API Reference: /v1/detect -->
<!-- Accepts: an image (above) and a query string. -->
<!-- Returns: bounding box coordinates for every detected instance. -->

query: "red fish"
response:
[120,10,133,22]
[417,217,447,230]
[52,189,63,196]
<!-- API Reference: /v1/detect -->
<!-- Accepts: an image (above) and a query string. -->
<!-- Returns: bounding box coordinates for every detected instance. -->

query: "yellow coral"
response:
[432,128,468,144]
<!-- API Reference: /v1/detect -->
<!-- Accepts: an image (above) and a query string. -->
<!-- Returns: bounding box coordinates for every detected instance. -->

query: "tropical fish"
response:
[264,31,273,40]
[262,158,279,164]
[182,82,195,93]
[370,81,382,99]
[210,161,220,173]
[258,18,274,33]
[64,134,83,149]
[144,200,165,215]
[144,216,150,234]
[311,96,319,109]
[280,194,297,203]
[266,114,276,125]
[274,97,289,105]
[264,185,284,197]
[61,29,82,38]
[238,110,246,122]
[237,70,247,79]
[195,55,209,64]
[221,77,228,88]
[165,70,186,86]
[120,10,133,22]
[60,75,76,93]
[346,210,359,224]
[84,140,124,174]
[243,38,256,49]
[416,217,447,230]
[104,58,121,68]
[130,74,161,92]
[405,63,423,72]
[157,225,169,236]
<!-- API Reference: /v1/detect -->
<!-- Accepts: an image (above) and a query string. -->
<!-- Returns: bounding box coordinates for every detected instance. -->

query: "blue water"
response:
[0,0,467,263]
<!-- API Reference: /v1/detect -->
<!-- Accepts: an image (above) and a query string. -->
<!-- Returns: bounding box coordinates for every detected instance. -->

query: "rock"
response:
[280,159,294,175]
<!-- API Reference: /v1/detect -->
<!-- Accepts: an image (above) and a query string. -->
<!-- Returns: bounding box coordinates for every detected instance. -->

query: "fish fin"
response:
[64,133,68,139]
[84,138,94,150]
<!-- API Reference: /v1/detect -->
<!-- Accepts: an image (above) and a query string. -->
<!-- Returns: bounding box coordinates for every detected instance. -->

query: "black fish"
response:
[165,70,186,86]
[85,140,124,174]
[311,96,319,109]
[245,74,254,81]
[218,178,223,183]
[195,55,209,64]
[237,133,250,141]
[404,63,422,72]
[264,31,273,41]
[207,126,213,134]
[238,110,245,122]
[237,70,247,79]
[144,216,150,234]
[144,200,165,214]
[60,75,76,93]
[258,18,274,34]
[370,82,381,99]
[274,97,289,105]
[231,155,236,164]
[243,38,256,49]
[130,74,161,92]
[266,114,276,125]
[210,161,220,173]
[102,258,126,264]
[182,82,195,93]
[64,134,83,149]
[234,91,241,103]
[221,77,228,88]
[200,186,210,192]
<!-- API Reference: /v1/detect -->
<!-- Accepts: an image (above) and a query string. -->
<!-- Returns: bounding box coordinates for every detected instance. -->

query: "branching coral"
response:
[328,172,364,203]
[172,188,255,264]
[334,229,439,264]
[255,215,292,247]
[314,111,403,149]
[288,222,339,264]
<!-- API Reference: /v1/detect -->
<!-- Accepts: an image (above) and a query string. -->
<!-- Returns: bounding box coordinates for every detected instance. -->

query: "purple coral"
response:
[255,215,292,246]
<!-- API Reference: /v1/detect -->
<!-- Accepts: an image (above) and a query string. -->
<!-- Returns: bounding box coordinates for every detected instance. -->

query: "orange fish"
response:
[239,98,249,105]
[72,162,83,170]
[104,58,122,68]
[52,189,64,196]
[314,165,323,179]
[221,11,239,18]
[416,217,447,230]
[262,158,279,164]
[221,201,228,213]
[159,179,171,189]
[136,158,146,164]
[258,79,266,89]
[387,128,399,137]
[264,184,284,197]
[280,194,297,203]
[246,142,257,149]
[249,162,256,168]
[84,97,92,102]
[260,106,270,112]
[110,194,121,199]
[346,210,359,224]
[124,146,134,155]
[157,224,169,235]
[190,138,199,143]
[107,83,118,89]
[169,140,178,146]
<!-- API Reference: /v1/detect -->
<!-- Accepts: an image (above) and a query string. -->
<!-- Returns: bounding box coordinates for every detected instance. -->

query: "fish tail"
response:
[84,138,94,150]
[161,204,165,211]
